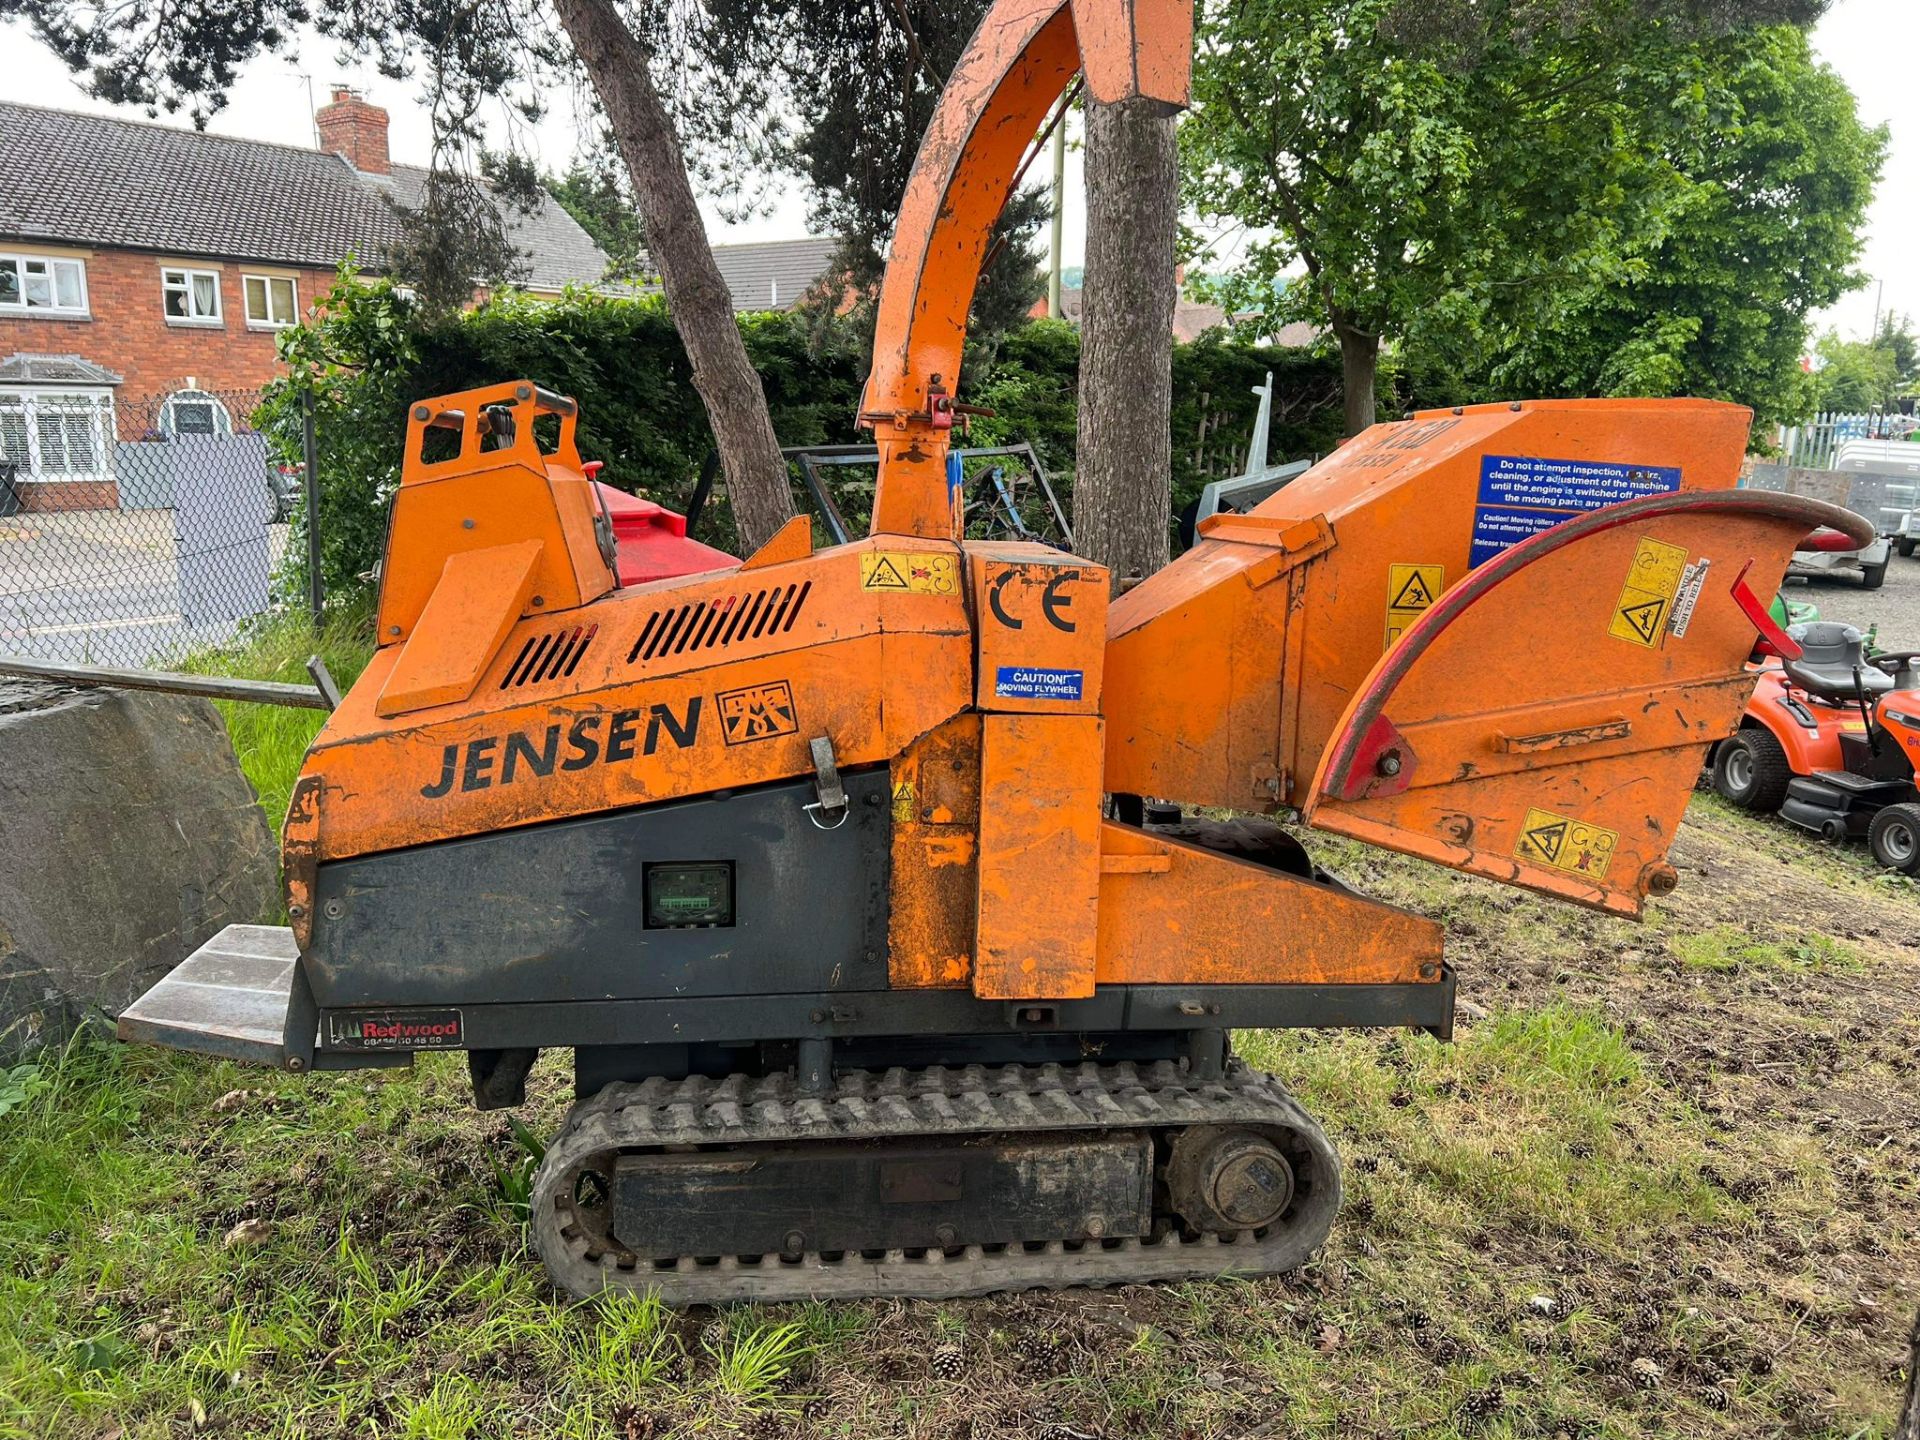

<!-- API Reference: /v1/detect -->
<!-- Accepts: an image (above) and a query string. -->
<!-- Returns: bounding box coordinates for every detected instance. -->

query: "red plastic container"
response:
[590,476,735,586]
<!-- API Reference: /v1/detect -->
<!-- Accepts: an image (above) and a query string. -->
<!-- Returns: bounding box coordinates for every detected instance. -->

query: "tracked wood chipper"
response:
[121,0,1867,1303]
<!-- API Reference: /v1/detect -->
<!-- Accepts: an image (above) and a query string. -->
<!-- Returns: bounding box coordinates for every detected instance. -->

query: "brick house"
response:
[0,89,611,510]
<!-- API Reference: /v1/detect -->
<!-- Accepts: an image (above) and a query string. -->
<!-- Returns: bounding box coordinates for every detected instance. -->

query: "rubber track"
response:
[531,1059,1342,1304]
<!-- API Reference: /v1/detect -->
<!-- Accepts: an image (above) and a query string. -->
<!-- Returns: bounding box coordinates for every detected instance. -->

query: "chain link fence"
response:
[0,388,310,668]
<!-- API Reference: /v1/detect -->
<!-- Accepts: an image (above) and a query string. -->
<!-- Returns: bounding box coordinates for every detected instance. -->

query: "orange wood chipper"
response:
[120,0,1867,1302]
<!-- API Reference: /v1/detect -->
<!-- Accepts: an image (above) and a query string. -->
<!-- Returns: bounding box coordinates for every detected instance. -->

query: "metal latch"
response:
[804,736,848,830]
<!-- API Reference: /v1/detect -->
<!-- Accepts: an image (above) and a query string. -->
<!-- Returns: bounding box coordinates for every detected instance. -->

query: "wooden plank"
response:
[0,657,327,708]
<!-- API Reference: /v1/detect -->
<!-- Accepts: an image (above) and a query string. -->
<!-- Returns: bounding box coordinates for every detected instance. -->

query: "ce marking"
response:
[988,570,1078,633]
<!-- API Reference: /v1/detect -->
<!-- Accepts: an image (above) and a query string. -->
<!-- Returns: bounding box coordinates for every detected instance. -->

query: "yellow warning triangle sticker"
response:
[866,556,908,589]
[1391,572,1435,609]
[1618,598,1665,644]
[1523,819,1567,863]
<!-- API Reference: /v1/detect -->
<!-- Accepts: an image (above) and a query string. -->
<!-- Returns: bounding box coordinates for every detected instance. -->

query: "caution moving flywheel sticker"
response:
[1608,537,1689,649]
[1384,563,1444,650]
[1514,807,1619,881]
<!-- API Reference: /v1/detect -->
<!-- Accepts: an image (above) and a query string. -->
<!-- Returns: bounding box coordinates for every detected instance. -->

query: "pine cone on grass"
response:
[1454,1385,1504,1434]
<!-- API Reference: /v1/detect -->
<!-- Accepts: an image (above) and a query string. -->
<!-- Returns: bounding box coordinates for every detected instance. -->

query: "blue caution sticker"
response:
[1471,455,1681,568]
[995,666,1084,701]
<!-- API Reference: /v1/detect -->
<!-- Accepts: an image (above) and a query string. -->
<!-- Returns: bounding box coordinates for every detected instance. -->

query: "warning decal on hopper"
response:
[1608,537,1689,649]
[1471,455,1681,568]
[1514,807,1618,880]
[1384,563,1444,650]
[861,552,959,594]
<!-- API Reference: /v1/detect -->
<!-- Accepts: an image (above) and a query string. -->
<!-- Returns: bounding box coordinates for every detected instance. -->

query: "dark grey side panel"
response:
[308,772,891,1006]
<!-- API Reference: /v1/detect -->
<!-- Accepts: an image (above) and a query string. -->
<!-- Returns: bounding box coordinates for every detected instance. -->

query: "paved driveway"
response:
[0,508,290,667]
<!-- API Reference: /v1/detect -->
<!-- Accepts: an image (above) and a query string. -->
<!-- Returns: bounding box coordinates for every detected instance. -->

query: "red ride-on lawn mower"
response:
[1711,621,1920,873]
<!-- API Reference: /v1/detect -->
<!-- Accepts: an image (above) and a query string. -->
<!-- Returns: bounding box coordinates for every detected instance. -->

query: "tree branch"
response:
[881,0,945,90]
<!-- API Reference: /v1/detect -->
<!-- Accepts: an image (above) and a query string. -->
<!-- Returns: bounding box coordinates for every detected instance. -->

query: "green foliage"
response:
[1813,313,1918,413]
[1875,311,1920,386]
[1452,24,1885,428]
[260,272,1347,602]
[542,161,647,281]
[553,1292,678,1395]
[1167,337,1352,513]
[0,1064,47,1121]
[1185,3,1884,429]
[1669,924,1865,972]
[176,601,377,829]
[706,1319,812,1400]
[490,1116,546,1223]
[394,1374,484,1440]
[1813,334,1902,413]
[703,1,1048,345]
[262,271,421,614]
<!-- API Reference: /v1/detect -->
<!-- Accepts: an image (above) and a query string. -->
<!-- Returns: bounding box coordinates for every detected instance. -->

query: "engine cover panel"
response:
[307,771,891,1006]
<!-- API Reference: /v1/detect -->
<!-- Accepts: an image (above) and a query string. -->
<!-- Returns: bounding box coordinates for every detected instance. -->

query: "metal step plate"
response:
[117,924,298,1065]
[1807,769,1910,796]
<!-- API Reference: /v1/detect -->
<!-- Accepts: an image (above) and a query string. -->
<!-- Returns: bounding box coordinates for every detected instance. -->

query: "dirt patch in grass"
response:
[1,794,1916,1439]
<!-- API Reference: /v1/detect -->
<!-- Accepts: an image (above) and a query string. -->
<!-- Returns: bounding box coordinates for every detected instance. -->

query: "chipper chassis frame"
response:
[116,0,1868,1304]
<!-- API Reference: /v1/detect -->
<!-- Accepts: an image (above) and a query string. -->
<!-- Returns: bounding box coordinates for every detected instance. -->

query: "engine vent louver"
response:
[627,580,813,665]
[500,625,599,689]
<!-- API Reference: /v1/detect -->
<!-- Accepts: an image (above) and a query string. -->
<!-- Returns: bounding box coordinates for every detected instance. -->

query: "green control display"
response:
[643,861,735,929]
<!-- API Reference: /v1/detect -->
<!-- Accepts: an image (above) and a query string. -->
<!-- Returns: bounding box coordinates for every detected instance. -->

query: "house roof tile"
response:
[708,238,841,311]
[0,101,610,290]
[386,165,615,294]
[625,237,843,312]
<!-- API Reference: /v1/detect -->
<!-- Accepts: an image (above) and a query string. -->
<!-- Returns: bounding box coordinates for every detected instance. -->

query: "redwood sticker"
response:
[325,1009,464,1050]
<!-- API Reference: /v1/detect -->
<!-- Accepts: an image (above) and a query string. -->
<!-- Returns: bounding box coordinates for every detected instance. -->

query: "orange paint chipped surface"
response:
[888,715,983,990]
[1094,824,1438,986]
[303,540,970,862]
[972,714,1104,1000]
[377,540,543,718]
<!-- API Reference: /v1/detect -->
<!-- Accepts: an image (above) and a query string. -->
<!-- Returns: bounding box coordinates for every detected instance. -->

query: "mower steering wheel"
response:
[1868,651,1920,676]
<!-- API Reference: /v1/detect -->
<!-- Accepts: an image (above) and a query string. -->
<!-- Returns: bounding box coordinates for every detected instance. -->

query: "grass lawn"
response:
[1,620,1915,1439]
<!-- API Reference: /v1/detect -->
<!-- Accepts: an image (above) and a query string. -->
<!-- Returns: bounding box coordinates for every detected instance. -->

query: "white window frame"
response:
[0,387,117,483]
[157,389,234,438]
[161,266,223,325]
[242,273,299,329]
[0,253,90,317]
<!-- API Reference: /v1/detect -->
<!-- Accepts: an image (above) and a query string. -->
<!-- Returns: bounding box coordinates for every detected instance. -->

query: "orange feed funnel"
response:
[1304,489,1871,915]
[1103,399,1871,915]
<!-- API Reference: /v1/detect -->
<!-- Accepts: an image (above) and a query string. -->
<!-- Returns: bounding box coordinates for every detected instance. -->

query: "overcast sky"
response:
[0,0,1908,340]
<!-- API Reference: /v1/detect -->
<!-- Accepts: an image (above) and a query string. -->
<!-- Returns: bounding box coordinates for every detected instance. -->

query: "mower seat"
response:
[1782,622,1893,703]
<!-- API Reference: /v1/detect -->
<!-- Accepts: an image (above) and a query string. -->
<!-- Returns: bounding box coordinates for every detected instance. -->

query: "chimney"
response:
[315,86,390,175]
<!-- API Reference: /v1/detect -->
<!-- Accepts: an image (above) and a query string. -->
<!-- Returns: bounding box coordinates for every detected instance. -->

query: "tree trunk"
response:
[1333,314,1380,437]
[1074,95,1179,591]
[550,0,794,552]
[1896,1305,1920,1440]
